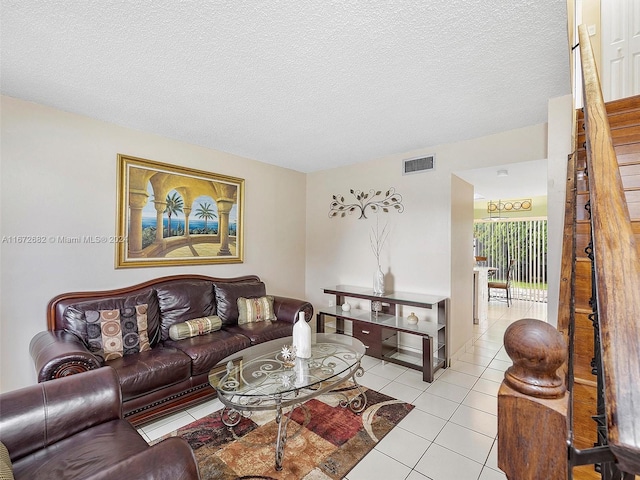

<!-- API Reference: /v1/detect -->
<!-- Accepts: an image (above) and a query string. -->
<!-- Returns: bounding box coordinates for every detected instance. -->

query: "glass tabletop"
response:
[209,333,365,400]
[324,285,448,306]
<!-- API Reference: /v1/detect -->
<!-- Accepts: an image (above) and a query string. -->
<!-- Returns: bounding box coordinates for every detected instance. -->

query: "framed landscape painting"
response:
[116,154,244,268]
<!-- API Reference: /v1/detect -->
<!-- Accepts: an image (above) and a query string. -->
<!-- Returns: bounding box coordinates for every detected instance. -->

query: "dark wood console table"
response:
[317,285,448,382]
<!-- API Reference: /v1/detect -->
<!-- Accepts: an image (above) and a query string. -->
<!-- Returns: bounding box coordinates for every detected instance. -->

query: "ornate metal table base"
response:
[220,364,368,470]
[212,335,367,471]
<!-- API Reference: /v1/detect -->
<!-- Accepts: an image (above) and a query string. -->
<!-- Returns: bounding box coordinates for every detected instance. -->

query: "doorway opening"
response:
[474,218,548,303]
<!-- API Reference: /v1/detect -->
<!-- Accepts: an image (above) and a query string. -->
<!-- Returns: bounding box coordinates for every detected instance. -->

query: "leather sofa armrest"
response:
[30,330,102,382]
[84,437,201,480]
[272,296,313,325]
[0,367,122,461]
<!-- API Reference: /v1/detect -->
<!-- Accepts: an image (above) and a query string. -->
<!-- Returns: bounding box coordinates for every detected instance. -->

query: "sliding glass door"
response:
[474,219,548,303]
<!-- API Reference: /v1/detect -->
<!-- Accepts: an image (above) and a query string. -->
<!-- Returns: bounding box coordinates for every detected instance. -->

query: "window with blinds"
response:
[474,219,548,303]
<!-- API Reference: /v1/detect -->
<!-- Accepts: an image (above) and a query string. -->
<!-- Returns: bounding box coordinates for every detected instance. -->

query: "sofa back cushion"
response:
[156,280,215,341]
[62,290,160,348]
[213,281,266,326]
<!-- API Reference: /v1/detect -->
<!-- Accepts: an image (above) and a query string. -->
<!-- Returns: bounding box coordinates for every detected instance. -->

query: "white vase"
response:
[292,311,312,358]
[294,357,309,387]
[373,265,385,294]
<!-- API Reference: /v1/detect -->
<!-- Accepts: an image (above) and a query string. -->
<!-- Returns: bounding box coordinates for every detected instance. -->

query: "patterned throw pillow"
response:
[213,281,267,325]
[86,305,151,361]
[168,315,222,341]
[0,442,13,480]
[237,296,277,325]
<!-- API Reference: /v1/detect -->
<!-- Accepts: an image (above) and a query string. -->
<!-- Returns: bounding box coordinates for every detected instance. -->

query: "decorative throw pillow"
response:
[168,315,222,340]
[63,289,161,347]
[237,296,277,324]
[214,281,267,325]
[0,442,13,480]
[86,305,151,361]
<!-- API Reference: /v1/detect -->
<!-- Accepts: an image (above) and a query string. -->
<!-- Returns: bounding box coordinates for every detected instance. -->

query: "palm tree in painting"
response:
[195,202,217,233]
[164,192,184,237]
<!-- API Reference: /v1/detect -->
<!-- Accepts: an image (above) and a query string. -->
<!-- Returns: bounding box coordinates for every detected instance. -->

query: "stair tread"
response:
[578,110,640,131]
[575,307,593,315]
[577,125,640,147]
[618,157,640,166]
[577,94,640,120]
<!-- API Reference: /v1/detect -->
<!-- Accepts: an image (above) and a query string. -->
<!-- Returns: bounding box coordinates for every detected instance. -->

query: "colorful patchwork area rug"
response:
[153,386,413,480]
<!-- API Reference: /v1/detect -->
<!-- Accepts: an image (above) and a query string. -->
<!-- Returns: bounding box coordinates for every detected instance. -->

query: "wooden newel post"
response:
[498,318,569,480]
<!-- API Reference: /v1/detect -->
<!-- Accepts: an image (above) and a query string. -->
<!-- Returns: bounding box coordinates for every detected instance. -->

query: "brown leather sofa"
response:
[30,274,313,426]
[0,366,201,480]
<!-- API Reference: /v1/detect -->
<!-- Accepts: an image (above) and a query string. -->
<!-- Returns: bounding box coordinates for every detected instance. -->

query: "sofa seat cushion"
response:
[164,330,251,376]
[225,320,294,345]
[105,347,191,401]
[12,419,148,480]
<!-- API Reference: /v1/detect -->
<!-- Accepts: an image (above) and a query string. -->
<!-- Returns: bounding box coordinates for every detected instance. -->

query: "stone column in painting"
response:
[216,198,234,256]
[153,200,166,243]
[128,189,149,256]
[183,207,192,237]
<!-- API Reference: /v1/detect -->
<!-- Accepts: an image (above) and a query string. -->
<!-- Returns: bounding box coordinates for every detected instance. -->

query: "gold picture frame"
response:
[116,154,244,268]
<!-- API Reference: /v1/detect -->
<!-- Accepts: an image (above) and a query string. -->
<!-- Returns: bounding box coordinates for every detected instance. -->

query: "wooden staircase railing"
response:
[577,23,640,477]
[497,25,640,480]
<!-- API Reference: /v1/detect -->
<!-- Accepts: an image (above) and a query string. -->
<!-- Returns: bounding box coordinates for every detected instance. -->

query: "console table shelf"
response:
[317,285,448,382]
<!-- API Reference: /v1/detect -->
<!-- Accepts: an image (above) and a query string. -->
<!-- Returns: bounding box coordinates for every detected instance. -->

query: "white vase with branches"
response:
[370,217,389,295]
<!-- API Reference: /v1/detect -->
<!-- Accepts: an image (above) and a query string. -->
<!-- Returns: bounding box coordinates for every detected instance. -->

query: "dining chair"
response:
[488,259,515,307]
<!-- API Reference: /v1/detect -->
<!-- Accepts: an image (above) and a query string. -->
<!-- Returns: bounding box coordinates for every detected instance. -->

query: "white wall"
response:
[546,94,574,326]
[1,94,574,393]
[0,95,307,392]
[305,123,550,360]
[450,175,475,360]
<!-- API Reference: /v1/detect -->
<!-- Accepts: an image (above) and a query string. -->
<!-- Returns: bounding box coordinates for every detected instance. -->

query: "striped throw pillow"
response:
[237,296,277,324]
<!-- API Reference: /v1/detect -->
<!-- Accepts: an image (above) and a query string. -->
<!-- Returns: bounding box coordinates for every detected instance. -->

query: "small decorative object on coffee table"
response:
[292,311,312,358]
[280,345,296,368]
[407,312,419,324]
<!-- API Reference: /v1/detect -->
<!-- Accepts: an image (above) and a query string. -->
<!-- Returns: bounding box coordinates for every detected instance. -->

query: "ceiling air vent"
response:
[403,154,435,175]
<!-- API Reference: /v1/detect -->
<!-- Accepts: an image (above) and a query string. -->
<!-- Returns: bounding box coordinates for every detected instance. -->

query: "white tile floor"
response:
[137,299,547,480]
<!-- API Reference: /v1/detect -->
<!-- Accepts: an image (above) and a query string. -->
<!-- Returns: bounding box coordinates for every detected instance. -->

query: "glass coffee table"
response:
[208,333,367,470]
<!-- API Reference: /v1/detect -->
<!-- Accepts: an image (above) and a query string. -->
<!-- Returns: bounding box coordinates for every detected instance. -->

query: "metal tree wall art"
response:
[370,218,389,268]
[328,188,404,219]
[370,217,389,294]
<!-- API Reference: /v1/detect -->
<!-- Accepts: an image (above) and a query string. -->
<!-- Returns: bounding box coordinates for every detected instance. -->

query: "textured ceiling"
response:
[0,1,570,173]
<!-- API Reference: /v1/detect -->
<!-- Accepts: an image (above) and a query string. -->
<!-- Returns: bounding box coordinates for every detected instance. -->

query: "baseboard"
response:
[448,337,475,368]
